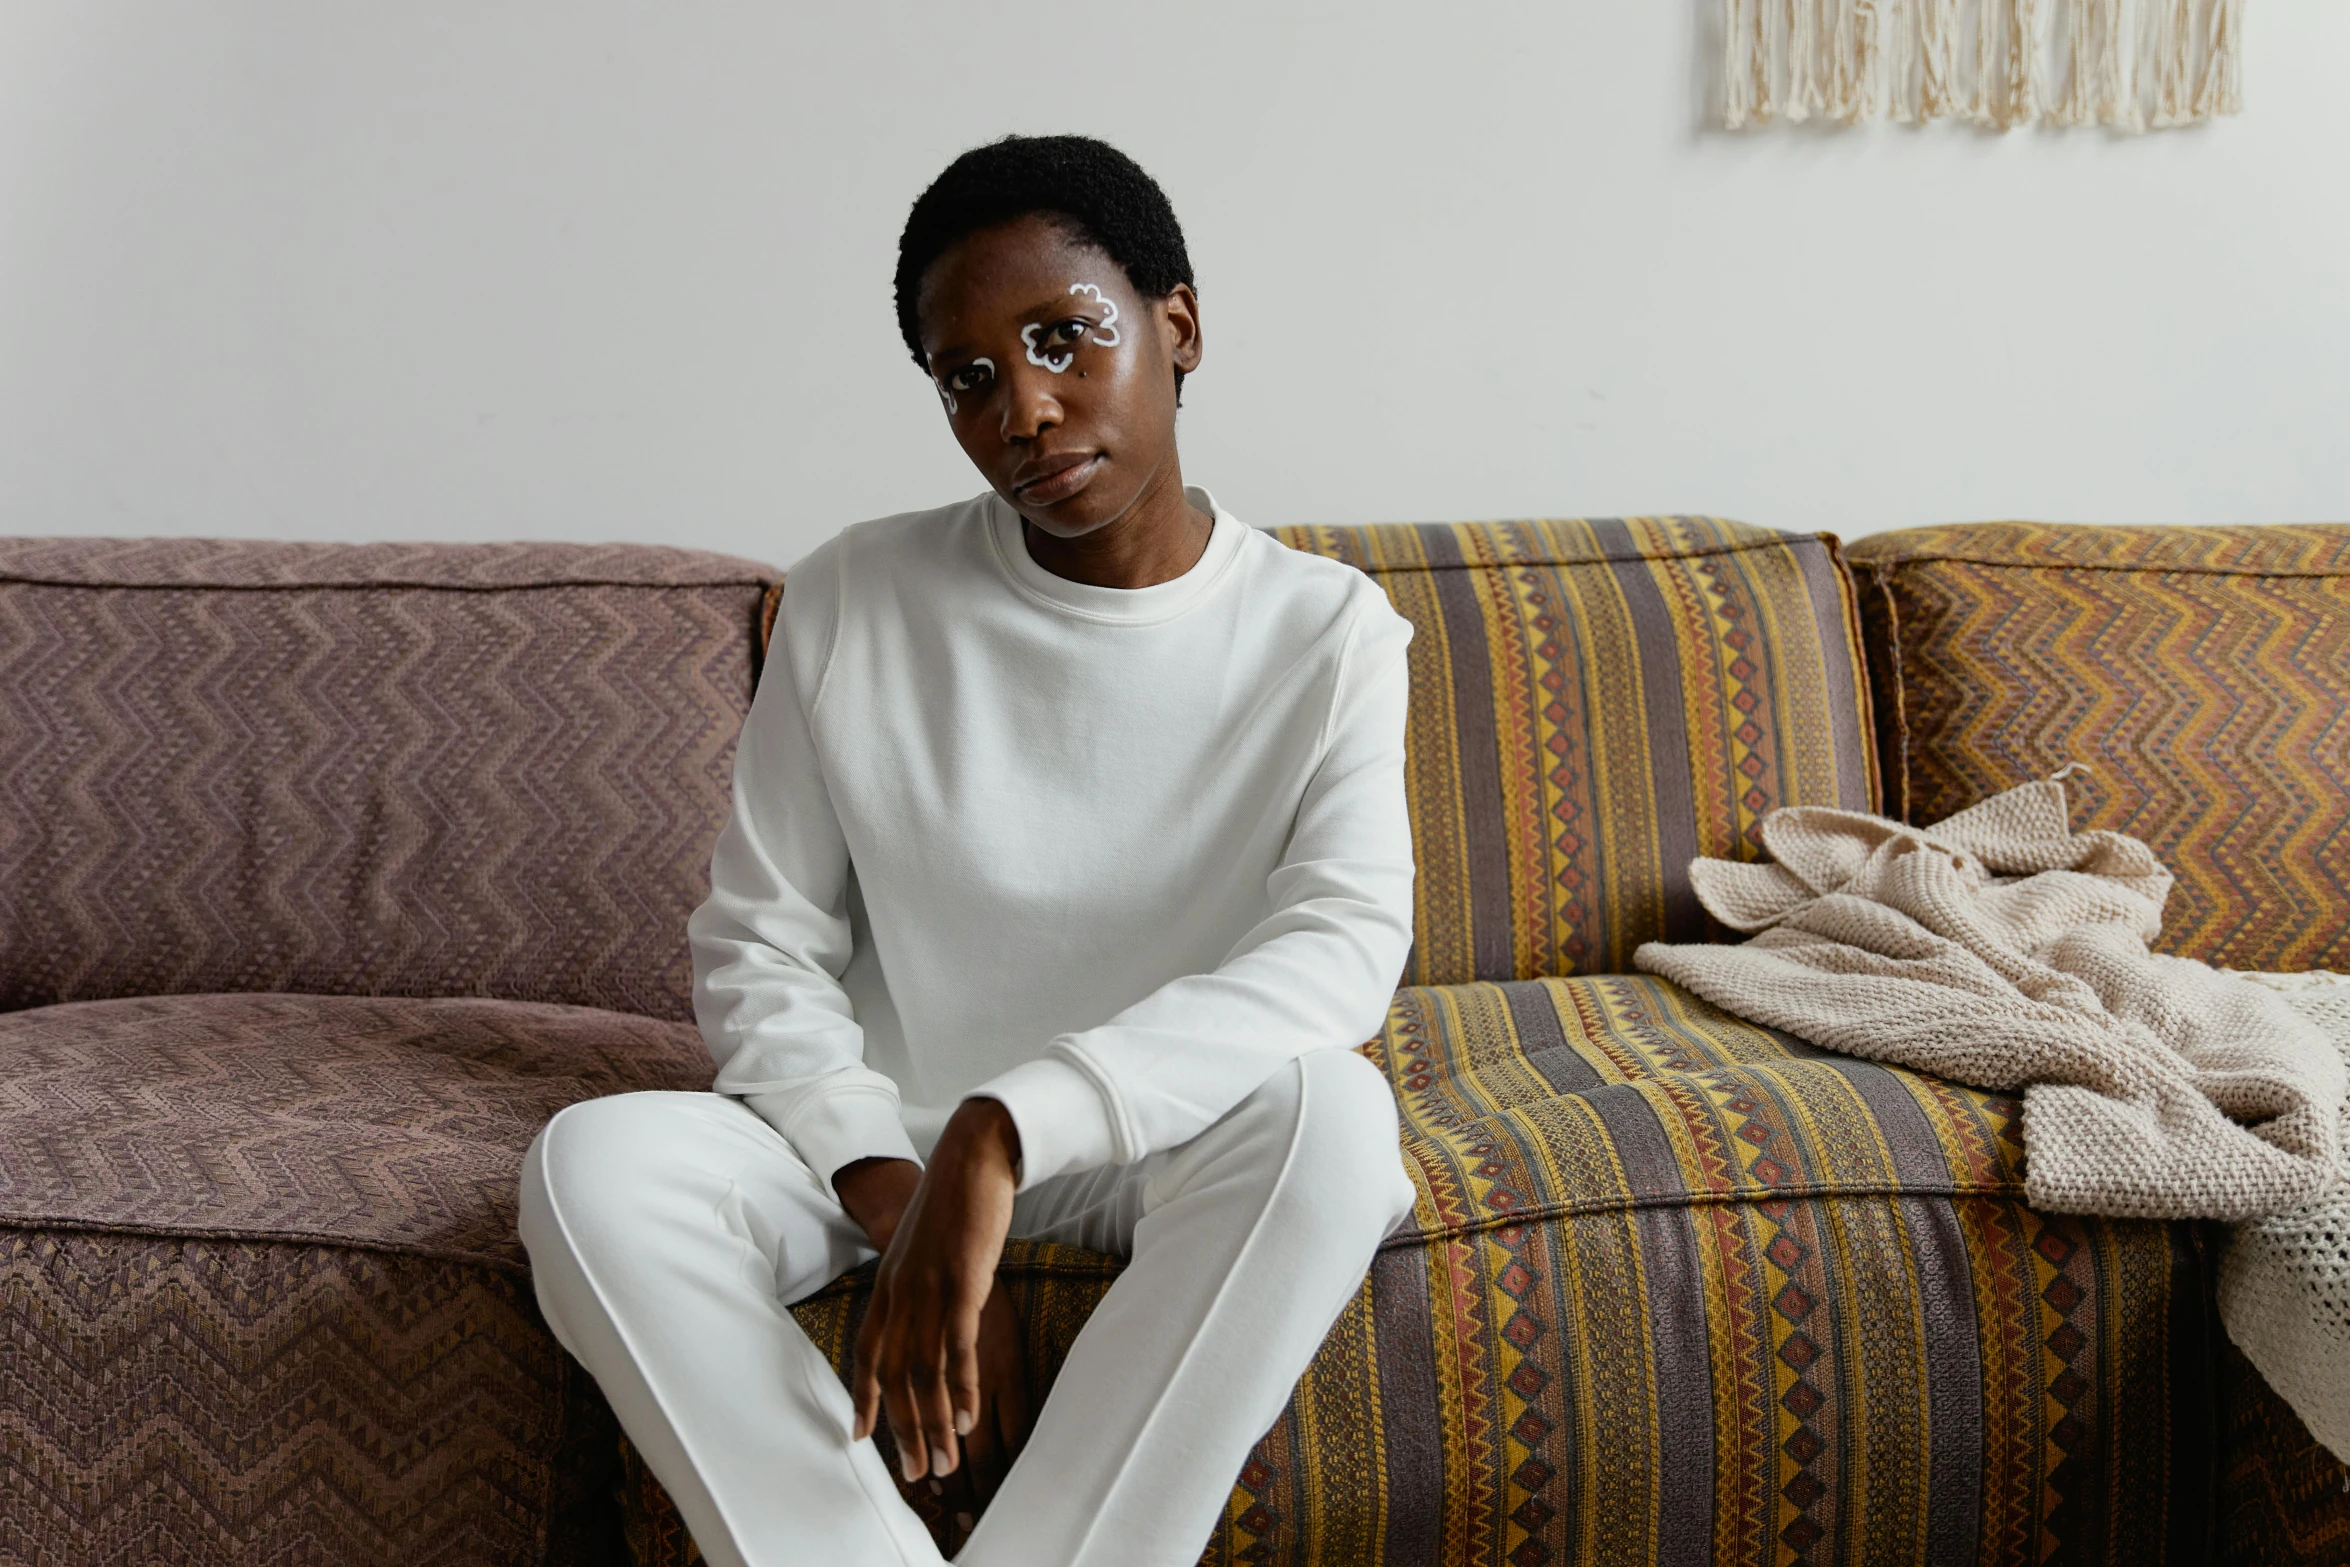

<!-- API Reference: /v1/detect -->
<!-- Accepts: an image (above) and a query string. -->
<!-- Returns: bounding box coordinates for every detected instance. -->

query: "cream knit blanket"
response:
[2224,972,2350,1463]
[1634,780,2344,1222]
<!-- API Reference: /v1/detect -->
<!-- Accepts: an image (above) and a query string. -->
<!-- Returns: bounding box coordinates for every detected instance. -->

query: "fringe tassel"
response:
[1723,0,2246,129]
[1919,0,1963,120]
[2197,0,2244,117]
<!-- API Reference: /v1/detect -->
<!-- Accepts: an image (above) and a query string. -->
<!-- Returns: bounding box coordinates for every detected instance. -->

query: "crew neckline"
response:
[985,485,1247,625]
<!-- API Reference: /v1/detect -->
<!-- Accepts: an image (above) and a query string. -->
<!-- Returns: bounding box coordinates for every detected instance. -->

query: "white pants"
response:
[518,1049,1416,1567]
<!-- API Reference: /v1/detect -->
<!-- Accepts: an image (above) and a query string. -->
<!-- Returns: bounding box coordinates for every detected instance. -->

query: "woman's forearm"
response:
[832,1156,923,1250]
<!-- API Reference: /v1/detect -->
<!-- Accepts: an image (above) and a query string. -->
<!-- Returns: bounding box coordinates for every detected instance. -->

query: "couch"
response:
[1,519,2343,1565]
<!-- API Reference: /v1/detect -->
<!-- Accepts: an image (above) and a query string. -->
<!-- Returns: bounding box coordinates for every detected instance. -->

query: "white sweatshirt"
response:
[689,487,1415,1197]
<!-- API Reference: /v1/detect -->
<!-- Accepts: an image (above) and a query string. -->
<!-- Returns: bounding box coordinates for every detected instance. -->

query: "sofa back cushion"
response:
[1275,518,1878,985]
[0,538,774,1020]
[1847,523,2350,972]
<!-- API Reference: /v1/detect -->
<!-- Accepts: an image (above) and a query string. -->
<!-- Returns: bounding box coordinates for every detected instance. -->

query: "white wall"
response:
[2,2,2343,569]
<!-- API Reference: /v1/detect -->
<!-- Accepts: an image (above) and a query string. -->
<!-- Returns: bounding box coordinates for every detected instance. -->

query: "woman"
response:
[520,133,1418,1567]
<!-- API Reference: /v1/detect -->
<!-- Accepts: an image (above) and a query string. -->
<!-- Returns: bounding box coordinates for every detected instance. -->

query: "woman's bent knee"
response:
[532,1092,690,1202]
[522,1092,748,1263]
[1289,1051,1417,1234]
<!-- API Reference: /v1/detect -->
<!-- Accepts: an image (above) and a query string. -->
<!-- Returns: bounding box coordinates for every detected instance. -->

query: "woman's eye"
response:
[948,366,990,393]
[1052,320,1087,346]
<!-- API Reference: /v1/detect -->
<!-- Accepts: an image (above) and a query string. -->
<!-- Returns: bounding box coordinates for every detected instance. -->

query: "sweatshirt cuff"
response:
[744,1084,922,1203]
[970,1056,1120,1193]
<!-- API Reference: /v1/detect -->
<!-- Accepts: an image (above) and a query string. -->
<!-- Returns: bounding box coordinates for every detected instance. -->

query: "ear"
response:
[1159,283,1204,375]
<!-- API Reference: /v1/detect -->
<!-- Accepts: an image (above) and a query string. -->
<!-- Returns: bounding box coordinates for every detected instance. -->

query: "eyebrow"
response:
[929,292,1115,364]
[1022,292,1095,320]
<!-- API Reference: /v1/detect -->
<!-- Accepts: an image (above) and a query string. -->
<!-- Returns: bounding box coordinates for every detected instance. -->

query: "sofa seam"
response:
[1842,554,2350,580]
[0,1212,539,1276]
[1,1211,1146,1285]
[1372,1175,2027,1251]
[0,576,776,594]
[1328,532,1841,574]
[1820,531,1885,818]
[1867,561,1914,824]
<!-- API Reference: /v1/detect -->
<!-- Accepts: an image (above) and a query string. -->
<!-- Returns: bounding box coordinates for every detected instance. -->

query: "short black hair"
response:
[894,135,1194,379]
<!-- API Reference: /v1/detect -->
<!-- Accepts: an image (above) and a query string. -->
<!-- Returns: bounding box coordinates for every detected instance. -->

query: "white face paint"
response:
[1020,321,1074,374]
[1019,283,1125,375]
[934,356,995,416]
[1067,282,1121,347]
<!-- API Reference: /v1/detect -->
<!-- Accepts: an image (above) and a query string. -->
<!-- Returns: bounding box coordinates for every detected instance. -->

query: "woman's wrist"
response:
[832,1156,922,1251]
[943,1097,1023,1184]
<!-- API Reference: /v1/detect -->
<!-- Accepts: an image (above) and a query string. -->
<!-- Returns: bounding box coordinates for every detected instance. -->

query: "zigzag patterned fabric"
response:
[2219,1339,2350,1565]
[624,974,2214,1565]
[1269,519,1879,985]
[0,524,2263,1564]
[1847,523,2350,972]
[0,991,713,1561]
[0,538,774,1020]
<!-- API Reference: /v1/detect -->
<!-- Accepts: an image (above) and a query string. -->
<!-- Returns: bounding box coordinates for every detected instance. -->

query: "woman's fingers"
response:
[857,1271,974,1482]
[944,1296,984,1450]
[961,1383,1005,1505]
[915,1301,966,1476]
[986,1295,1034,1455]
[882,1347,930,1483]
[850,1282,888,1443]
[881,1284,964,1481]
[863,1284,931,1482]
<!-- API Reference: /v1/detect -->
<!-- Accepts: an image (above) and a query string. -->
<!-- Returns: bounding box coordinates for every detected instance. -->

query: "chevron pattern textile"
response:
[623,974,2216,1566]
[4,1229,628,1567]
[1268,519,1879,986]
[1846,523,2350,973]
[2219,1340,2350,1565]
[0,991,711,1564]
[0,538,775,1020]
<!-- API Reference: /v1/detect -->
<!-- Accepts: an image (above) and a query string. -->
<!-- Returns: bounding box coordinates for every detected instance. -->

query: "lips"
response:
[1011,452,1102,506]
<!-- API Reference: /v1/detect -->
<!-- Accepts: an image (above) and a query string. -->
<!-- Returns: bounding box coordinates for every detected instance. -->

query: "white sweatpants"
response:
[517,1049,1416,1567]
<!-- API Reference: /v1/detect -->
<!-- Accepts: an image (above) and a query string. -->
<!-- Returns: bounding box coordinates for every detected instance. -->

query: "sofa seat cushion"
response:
[0,992,710,1565]
[1383,973,2023,1244]
[629,974,2217,1567]
[0,992,711,1260]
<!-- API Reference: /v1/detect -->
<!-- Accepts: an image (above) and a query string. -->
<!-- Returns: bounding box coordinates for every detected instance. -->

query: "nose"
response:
[999,362,1063,444]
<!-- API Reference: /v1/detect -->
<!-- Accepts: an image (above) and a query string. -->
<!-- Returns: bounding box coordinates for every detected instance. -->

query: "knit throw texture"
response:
[1635,779,2343,1223]
[2225,972,2350,1464]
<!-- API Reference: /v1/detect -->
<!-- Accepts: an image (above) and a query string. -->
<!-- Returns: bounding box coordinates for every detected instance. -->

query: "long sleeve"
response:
[973,605,1416,1189]
[691,543,921,1199]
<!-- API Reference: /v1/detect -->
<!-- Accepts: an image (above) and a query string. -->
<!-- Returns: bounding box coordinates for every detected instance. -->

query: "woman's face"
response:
[916,214,1202,540]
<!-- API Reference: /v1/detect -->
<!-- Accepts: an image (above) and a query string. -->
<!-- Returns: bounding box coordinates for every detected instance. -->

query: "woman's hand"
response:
[942,1285,1031,1513]
[850,1098,1023,1485]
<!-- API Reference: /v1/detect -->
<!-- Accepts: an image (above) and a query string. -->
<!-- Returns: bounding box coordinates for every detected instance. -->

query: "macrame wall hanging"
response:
[1723,0,2244,129]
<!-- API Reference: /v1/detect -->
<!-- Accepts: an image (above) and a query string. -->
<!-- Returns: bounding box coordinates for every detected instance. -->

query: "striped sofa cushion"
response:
[1847,523,2350,972]
[1272,519,1878,986]
[629,973,2213,1566]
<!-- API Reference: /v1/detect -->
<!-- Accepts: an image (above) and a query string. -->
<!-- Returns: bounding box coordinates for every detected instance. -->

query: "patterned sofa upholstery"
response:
[1848,522,2350,1566]
[657,518,2219,1564]
[3,520,2342,1565]
[0,538,773,1562]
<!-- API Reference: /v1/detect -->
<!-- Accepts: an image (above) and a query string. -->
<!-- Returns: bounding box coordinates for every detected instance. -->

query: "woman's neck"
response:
[1019,461,1215,589]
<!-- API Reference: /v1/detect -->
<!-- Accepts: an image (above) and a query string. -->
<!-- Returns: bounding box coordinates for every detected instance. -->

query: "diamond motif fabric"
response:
[626,974,2215,1566]
[0,524,2253,1565]
[1270,519,1879,985]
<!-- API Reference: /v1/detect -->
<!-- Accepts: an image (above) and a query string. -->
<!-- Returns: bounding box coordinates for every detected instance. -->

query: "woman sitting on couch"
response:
[519,132,1419,1567]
